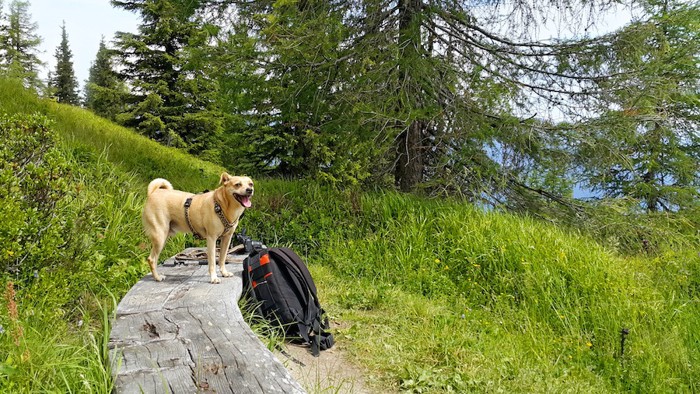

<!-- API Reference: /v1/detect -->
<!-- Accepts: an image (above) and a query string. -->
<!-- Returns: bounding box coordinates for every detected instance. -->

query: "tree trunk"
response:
[394,0,425,192]
[395,120,425,191]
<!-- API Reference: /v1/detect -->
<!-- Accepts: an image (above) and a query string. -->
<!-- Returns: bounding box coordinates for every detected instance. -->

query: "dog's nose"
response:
[246,188,253,195]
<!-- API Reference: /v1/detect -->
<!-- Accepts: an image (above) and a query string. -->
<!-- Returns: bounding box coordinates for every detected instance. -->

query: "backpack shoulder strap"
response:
[241,248,268,300]
[270,247,321,308]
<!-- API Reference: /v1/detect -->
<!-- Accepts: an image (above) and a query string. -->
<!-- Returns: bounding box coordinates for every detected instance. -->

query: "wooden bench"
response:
[108,248,305,393]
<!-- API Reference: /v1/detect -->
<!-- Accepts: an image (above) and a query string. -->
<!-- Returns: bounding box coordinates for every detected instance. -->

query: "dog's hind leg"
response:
[206,236,221,284]
[147,230,168,282]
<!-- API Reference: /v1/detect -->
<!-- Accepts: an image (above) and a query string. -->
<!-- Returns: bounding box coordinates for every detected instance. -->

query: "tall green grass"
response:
[1,78,699,392]
[242,185,700,392]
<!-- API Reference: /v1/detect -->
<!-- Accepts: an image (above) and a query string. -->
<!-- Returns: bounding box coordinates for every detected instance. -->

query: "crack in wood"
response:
[142,320,160,339]
[110,248,305,393]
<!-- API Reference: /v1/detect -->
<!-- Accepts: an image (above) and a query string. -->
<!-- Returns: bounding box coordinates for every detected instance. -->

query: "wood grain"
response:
[109,248,305,393]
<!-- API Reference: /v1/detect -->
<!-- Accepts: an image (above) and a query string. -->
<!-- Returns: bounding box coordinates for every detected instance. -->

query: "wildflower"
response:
[5,282,24,347]
[434,259,441,263]
[586,341,593,348]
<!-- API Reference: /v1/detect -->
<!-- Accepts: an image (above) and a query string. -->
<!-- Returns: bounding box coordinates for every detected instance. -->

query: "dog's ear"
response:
[219,172,231,185]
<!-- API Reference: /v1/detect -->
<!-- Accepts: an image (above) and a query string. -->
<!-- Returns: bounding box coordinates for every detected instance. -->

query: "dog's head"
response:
[220,172,254,208]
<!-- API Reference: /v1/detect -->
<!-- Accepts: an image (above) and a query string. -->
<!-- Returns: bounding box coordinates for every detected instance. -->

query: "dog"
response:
[142,173,254,283]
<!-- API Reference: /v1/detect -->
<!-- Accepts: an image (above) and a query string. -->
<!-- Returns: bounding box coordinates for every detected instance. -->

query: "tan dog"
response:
[142,173,254,283]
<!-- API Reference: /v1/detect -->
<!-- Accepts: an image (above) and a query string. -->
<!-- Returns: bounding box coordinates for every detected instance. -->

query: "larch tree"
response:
[0,0,6,68]
[574,0,700,212]
[4,0,42,91]
[208,0,623,199]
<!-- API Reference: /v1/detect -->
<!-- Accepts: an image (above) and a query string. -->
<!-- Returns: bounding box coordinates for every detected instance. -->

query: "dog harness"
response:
[184,196,236,240]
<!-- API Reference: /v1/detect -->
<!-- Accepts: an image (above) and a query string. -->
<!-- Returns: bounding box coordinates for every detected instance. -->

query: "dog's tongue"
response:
[239,196,252,208]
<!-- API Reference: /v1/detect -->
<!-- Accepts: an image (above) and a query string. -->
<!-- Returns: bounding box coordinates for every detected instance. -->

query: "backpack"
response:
[241,244,334,356]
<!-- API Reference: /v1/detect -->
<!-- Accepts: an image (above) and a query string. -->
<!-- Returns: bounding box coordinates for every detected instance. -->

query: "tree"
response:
[574,1,700,212]
[112,0,223,158]
[50,21,79,104]
[212,0,368,182]
[84,36,127,120]
[0,0,6,66]
[3,0,42,91]
[209,0,622,201]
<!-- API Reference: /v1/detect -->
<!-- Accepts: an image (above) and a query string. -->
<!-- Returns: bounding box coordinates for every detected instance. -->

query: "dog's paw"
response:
[210,277,221,284]
[221,270,234,278]
[153,273,165,282]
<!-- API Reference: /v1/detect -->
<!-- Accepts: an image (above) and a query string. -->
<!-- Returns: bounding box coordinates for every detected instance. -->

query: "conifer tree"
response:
[574,1,700,212]
[0,0,6,69]
[84,36,126,119]
[4,0,42,91]
[111,0,222,158]
[212,0,625,198]
[50,21,79,104]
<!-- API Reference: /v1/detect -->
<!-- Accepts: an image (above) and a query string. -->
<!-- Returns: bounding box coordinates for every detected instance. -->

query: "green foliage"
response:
[239,183,700,393]
[49,22,79,105]
[217,0,376,184]
[0,81,159,391]
[573,2,700,212]
[111,0,223,157]
[84,37,128,120]
[0,0,43,91]
[1,76,700,392]
[208,0,626,199]
[0,113,73,279]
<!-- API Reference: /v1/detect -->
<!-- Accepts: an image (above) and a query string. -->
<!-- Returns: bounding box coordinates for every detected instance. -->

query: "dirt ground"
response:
[274,340,375,394]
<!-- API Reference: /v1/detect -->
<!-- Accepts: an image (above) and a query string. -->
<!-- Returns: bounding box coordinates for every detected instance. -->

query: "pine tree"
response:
[50,21,79,104]
[4,0,42,91]
[84,37,127,120]
[112,0,222,157]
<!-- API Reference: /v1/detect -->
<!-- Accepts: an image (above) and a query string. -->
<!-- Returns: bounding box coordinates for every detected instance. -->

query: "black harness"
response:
[184,196,236,240]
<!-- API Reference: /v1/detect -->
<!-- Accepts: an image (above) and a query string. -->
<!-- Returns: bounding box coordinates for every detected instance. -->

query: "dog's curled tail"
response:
[147,178,173,196]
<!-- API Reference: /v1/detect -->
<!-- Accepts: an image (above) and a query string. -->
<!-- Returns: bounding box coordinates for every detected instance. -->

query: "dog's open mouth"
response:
[235,194,252,208]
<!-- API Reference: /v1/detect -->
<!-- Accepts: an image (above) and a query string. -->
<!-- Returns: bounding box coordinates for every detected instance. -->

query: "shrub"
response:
[0,114,74,280]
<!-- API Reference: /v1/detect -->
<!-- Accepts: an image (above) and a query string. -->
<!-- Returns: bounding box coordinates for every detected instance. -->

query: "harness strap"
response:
[184,196,236,240]
[184,197,204,240]
[213,197,236,235]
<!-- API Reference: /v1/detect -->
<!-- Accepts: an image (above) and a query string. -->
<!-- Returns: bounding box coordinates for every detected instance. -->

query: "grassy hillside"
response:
[1,78,699,393]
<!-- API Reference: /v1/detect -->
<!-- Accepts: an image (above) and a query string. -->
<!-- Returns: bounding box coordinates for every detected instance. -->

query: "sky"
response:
[23,1,635,95]
[24,0,634,98]
[29,0,139,89]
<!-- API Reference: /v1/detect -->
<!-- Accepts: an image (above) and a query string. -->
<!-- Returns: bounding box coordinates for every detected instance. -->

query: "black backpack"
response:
[241,245,334,356]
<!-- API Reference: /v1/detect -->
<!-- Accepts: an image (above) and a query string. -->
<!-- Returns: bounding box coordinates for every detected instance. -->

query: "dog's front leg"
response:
[206,236,221,284]
[218,230,235,278]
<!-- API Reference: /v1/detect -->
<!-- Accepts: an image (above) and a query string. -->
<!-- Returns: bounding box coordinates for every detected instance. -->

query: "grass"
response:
[263,189,700,392]
[1,77,699,393]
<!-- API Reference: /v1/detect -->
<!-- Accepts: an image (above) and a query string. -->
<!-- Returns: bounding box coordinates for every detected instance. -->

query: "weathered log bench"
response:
[108,248,305,393]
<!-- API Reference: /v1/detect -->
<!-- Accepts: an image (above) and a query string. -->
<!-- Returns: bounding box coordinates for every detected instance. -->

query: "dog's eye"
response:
[235,183,242,187]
